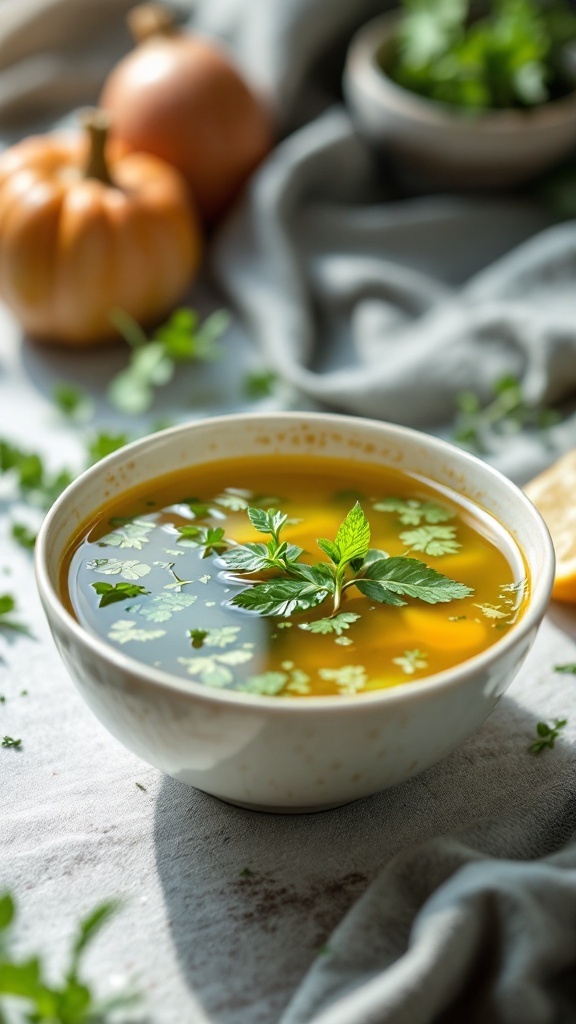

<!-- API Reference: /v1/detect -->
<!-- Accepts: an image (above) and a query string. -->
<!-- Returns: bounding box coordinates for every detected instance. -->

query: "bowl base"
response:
[210,791,355,815]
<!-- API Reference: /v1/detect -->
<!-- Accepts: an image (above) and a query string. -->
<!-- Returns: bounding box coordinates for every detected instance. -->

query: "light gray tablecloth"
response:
[2,2,576,1023]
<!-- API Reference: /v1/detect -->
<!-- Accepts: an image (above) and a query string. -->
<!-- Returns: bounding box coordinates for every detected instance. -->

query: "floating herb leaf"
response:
[392,648,428,674]
[88,558,151,580]
[318,665,368,694]
[400,524,461,556]
[98,519,154,550]
[299,612,360,635]
[108,620,166,644]
[132,591,197,622]
[91,581,151,608]
[177,649,253,687]
[373,497,454,526]
[188,626,241,649]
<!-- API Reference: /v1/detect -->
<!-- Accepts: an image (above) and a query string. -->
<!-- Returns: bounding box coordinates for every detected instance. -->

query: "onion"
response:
[100,3,274,223]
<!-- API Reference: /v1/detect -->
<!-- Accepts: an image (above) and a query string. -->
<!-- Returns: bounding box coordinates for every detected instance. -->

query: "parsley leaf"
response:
[91,581,150,608]
[299,612,360,635]
[554,664,576,674]
[400,524,461,557]
[373,496,454,526]
[1,735,21,749]
[52,382,93,422]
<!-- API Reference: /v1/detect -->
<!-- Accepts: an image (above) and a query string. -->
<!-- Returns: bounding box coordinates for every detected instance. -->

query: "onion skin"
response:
[0,119,202,347]
[100,17,274,223]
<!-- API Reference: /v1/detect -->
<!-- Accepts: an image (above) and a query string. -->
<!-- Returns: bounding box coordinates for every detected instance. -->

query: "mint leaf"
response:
[400,525,461,556]
[231,579,330,617]
[317,538,340,565]
[91,581,150,608]
[334,502,370,565]
[356,557,473,605]
[247,507,287,539]
[221,543,278,572]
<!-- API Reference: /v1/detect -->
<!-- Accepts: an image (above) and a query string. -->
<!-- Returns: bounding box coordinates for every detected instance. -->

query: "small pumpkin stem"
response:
[127,3,179,43]
[80,109,113,185]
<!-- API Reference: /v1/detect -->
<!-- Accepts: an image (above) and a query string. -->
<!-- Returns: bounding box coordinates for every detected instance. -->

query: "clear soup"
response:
[63,454,528,697]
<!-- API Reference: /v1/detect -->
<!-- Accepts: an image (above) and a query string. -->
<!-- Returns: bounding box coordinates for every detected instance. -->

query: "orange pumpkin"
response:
[0,111,202,346]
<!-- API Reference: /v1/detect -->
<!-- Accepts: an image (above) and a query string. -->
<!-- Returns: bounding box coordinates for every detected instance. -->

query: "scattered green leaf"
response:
[452,374,561,453]
[52,382,93,422]
[10,522,37,550]
[528,717,568,753]
[554,664,576,674]
[1,736,21,749]
[243,369,279,399]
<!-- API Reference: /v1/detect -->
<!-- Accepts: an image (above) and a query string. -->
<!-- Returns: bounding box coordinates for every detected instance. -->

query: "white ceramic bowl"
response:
[35,413,554,812]
[343,12,576,189]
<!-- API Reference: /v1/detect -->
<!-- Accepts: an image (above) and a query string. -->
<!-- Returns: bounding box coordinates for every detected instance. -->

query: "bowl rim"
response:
[35,411,555,716]
[345,9,576,132]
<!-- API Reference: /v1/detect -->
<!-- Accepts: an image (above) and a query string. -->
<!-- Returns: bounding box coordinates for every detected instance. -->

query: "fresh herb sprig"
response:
[107,306,230,414]
[390,0,576,111]
[0,892,139,1022]
[528,717,568,753]
[452,374,560,453]
[223,502,472,619]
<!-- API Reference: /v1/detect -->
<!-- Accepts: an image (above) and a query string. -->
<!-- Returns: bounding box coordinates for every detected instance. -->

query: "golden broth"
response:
[63,454,528,697]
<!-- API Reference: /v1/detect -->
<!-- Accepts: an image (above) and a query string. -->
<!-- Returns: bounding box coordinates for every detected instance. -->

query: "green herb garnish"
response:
[91,581,151,608]
[554,664,576,674]
[389,0,576,111]
[528,717,568,753]
[223,502,473,619]
[0,892,138,1021]
[1,736,21,749]
[107,307,229,414]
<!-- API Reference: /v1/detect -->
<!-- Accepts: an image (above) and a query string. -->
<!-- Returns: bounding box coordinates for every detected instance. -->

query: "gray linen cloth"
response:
[1,2,576,1023]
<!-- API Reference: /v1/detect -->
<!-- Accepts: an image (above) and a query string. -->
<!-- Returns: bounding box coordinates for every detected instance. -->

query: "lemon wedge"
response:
[524,449,576,602]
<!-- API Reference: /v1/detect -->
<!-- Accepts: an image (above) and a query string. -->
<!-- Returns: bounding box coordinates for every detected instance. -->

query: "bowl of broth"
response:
[35,412,554,811]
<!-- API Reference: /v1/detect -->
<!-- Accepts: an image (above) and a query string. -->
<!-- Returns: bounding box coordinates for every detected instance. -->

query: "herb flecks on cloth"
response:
[528,717,568,753]
[223,502,473,620]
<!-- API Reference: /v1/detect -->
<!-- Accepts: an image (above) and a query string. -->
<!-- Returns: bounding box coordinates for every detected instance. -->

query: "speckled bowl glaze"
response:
[35,413,554,812]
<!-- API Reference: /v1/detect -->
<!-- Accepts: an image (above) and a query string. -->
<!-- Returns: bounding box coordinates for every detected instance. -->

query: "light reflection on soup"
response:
[63,455,528,697]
